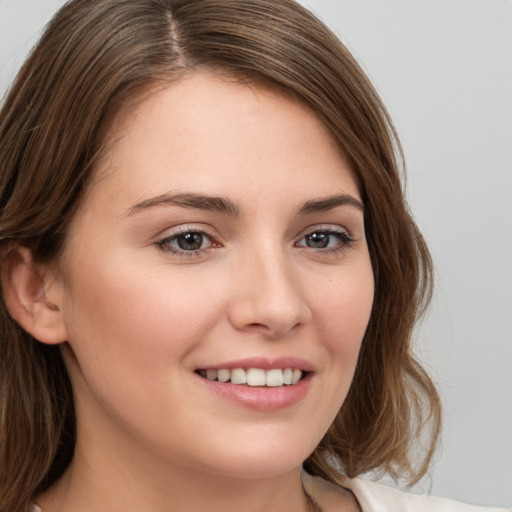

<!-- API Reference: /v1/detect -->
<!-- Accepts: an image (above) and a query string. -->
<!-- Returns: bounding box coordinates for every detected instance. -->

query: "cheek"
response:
[62,254,227,373]
[296,263,374,441]
[311,263,374,352]
[309,262,373,412]
[60,257,231,439]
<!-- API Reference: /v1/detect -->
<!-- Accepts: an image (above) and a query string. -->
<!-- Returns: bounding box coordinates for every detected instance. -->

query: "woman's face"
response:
[52,73,374,478]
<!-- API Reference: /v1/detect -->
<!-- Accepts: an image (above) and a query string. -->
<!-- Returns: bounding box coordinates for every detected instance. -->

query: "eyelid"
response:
[156,224,221,257]
[156,223,218,241]
[295,224,352,240]
[294,224,355,252]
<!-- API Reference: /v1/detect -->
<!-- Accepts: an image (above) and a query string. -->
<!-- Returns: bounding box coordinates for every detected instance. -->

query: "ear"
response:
[1,245,68,345]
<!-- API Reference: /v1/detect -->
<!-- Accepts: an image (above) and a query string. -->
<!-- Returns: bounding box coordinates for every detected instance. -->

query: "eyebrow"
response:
[124,192,364,218]
[124,192,241,217]
[297,194,364,215]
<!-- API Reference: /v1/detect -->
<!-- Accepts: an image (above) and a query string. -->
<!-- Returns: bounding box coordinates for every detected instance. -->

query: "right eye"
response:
[158,229,215,257]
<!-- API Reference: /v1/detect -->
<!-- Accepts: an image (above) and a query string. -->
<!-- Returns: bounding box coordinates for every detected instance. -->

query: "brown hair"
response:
[0,0,441,510]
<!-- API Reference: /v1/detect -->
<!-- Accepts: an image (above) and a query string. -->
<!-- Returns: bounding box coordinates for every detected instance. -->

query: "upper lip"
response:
[197,356,315,372]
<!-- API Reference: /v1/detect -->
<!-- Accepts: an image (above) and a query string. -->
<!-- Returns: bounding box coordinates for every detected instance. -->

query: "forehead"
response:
[85,71,359,213]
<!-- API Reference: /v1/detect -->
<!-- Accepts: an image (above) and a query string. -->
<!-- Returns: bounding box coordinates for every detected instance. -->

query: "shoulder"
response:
[342,477,510,512]
[303,472,510,512]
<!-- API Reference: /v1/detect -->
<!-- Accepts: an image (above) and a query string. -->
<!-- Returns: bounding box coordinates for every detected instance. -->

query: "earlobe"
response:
[1,245,67,345]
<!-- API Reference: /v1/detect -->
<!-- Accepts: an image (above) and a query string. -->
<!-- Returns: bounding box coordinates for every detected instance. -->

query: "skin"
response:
[35,72,372,512]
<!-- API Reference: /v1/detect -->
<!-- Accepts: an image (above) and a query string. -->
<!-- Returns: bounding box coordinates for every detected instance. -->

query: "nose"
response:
[227,247,312,338]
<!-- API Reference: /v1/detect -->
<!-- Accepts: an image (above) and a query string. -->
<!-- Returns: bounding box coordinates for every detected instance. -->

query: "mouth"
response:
[195,367,308,387]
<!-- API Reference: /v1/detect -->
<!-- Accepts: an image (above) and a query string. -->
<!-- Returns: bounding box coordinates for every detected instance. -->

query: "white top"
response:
[31,477,511,512]
[337,476,510,512]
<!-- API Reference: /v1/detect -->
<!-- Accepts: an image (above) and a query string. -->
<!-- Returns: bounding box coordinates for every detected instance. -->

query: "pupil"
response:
[177,233,203,251]
[307,232,329,248]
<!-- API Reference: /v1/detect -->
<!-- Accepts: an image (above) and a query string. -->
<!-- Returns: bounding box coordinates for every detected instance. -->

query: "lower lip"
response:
[197,373,312,411]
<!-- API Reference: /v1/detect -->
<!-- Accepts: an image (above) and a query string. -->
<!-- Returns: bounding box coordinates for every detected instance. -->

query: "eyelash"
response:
[156,225,354,258]
[157,226,217,258]
[294,226,354,254]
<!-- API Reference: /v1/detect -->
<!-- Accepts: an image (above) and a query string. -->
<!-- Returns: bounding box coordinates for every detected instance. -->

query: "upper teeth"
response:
[201,368,303,387]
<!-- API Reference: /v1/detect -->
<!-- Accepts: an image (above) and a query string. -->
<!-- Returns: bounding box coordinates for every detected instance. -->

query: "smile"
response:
[197,368,305,387]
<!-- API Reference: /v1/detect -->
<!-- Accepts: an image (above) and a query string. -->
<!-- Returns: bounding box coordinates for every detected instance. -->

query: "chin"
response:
[190,430,318,480]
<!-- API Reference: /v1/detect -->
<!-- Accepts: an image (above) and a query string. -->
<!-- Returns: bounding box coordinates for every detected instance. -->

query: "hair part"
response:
[0,1,441,510]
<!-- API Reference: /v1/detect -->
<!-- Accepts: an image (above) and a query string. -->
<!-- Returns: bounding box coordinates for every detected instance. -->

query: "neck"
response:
[37,445,311,512]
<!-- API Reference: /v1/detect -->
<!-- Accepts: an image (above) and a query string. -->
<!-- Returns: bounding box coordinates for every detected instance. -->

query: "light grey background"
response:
[1,0,511,508]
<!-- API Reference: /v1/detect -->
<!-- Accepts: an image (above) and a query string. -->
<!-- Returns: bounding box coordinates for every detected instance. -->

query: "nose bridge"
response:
[228,239,311,336]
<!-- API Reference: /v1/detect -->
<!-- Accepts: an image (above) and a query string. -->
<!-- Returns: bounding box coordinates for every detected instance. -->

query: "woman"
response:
[0,1,508,511]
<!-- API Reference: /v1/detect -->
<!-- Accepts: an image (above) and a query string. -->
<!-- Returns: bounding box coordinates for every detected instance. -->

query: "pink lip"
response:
[194,356,314,412]
[198,356,315,372]
[197,373,312,411]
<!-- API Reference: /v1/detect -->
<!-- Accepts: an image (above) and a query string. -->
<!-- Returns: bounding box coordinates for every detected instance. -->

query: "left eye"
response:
[296,230,351,249]
[160,231,213,252]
